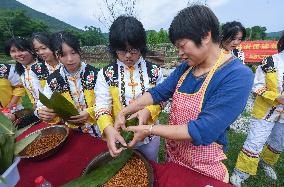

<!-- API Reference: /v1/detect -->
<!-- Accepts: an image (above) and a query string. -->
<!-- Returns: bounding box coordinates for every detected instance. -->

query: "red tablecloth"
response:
[16,122,108,186]
[16,122,233,187]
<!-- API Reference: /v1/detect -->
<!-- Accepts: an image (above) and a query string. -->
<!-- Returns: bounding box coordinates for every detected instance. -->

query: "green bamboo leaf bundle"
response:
[63,149,133,187]
[39,91,79,121]
[116,117,139,148]
[0,112,39,175]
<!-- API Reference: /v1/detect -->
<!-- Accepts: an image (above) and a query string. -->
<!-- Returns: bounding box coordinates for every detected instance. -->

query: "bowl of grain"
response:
[82,150,154,187]
[19,125,69,160]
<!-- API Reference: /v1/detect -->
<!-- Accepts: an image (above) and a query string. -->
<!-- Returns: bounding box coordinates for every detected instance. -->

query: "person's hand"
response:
[126,125,151,148]
[104,125,127,157]
[114,111,127,130]
[4,112,16,122]
[68,110,90,123]
[276,95,284,104]
[38,107,57,122]
[128,108,151,126]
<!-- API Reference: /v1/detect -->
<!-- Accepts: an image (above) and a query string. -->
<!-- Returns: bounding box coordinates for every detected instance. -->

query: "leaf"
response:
[50,92,79,120]
[14,131,40,155]
[39,91,53,109]
[39,91,79,121]
[63,149,133,187]
[0,135,14,174]
[0,176,7,184]
[0,111,15,135]
[15,123,37,138]
[116,117,139,149]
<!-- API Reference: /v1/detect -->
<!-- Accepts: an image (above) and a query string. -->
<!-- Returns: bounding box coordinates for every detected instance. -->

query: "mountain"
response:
[0,0,81,32]
[266,30,283,39]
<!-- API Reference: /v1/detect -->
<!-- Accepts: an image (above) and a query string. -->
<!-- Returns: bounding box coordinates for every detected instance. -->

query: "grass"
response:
[158,112,284,187]
[22,91,283,186]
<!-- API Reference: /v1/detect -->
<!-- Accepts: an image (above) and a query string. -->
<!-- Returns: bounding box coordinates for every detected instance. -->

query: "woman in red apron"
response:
[109,5,254,183]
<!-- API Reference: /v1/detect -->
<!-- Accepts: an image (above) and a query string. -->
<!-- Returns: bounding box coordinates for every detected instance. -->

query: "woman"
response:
[230,33,284,186]
[221,21,246,63]
[95,15,164,161]
[31,32,61,86]
[112,5,253,182]
[4,37,43,107]
[36,31,100,135]
[0,62,25,121]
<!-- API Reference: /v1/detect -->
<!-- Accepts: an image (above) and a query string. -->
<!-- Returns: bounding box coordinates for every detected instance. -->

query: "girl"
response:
[4,37,43,108]
[0,62,25,121]
[230,33,284,186]
[221,21,246,63]
[36,31,100,135]
[31,32,61,87]
[95,15,164,161]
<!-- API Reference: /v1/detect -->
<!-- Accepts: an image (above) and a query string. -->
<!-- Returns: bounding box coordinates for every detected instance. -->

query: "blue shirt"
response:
[148,58,254,151]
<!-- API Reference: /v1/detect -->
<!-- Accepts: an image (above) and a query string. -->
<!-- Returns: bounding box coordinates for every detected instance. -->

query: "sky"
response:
[17,0,284,33]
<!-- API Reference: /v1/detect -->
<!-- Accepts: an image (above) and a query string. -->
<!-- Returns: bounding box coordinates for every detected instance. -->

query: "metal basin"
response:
[19,125,69,160]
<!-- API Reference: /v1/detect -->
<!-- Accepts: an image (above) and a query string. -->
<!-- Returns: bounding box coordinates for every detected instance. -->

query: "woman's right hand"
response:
[114,111,127,130]
[104,125,127,157]
[38,107,57,122]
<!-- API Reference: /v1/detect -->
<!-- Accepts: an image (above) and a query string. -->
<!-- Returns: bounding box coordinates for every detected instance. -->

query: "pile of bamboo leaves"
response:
[0,111,39,182]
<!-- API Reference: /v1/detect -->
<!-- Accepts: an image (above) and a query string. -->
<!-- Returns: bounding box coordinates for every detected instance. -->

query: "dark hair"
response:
[51,31,81,57]
[4,37,36,75]
[31,32,53,50]
[221,21,246,44]
[109,15,147,58]
[277,32,284,53]
[169,5,220,46]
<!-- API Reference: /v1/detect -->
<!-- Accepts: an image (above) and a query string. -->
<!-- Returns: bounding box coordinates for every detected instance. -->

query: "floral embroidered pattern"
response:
[105,66,114,79]
[82,70,96,90]
[151,64,159,77]
[0,64,8,79]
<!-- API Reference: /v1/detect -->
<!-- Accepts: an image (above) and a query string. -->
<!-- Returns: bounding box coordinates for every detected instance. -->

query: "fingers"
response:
[127,113,137,120]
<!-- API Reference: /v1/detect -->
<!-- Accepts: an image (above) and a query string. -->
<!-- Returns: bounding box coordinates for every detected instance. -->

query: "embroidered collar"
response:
[118,58,145,107]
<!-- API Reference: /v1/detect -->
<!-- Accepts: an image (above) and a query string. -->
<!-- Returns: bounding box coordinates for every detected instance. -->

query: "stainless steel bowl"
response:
[19,125,69,160]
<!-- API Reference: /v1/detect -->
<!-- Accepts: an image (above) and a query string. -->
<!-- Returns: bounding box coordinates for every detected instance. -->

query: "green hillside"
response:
[266,30,283,39]
[0,0,80,32]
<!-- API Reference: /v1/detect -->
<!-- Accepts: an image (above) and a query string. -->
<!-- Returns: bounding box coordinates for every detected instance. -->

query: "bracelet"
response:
[149,124,154,135]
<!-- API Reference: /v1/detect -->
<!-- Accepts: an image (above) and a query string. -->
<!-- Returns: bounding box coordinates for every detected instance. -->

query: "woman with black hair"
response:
[221,21,246,63]
[230,33,284,186]
[112,5,253,183]
[0,61,25,121]
[36,31,100,135]
[31,32,61,77]
[95,15,163,161]
[4,37,43,107]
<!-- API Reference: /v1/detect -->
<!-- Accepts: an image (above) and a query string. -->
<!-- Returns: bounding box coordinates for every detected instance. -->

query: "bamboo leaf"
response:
[0,111,15,135]
[50,92,79,120]
[116,117,139,149]
[39,91,53,109]
[63,149,133,187]
[14,131,40,155]
[0,135,14,174]
[0,176,7,184]
[15,123,37,138]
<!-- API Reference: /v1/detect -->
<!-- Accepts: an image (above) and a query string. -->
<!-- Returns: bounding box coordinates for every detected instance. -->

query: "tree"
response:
[0,9,49,51]
[97,0,138,29]
[246,26,267,41]
[147,29,169,45]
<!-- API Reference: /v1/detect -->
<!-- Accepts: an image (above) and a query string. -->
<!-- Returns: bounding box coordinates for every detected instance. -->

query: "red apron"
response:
[166,52,227,181]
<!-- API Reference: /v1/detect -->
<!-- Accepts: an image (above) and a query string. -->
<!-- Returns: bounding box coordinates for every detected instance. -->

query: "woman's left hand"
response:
[128,108,151,126]
[68,111,90,123]
[126,125,151,147]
